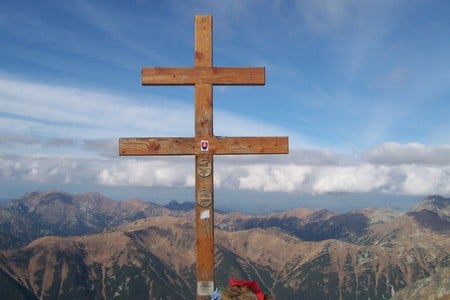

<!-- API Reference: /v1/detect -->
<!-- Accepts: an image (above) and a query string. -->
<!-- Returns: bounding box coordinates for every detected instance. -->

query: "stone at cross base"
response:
[119,15,288,299]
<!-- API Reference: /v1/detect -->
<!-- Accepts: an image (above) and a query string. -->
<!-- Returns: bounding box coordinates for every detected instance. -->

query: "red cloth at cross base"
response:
[229,277,265,300]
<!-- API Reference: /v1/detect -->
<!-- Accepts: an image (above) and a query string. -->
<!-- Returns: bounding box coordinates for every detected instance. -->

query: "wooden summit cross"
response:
[119,15,288,299]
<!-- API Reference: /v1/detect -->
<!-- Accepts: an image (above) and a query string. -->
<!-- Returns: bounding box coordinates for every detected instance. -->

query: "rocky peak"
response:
[410,195,450,219]
[164,200,195,212]
[0,191,172,242]
[407,195,450,232]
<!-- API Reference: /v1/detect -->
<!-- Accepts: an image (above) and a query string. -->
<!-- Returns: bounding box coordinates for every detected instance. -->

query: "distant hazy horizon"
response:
[1,185,426,214]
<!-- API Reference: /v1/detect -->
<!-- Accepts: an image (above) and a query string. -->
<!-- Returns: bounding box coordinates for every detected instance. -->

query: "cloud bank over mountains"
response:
[1,63,449,199]
[2,143,448,197]
[2,76,450,198]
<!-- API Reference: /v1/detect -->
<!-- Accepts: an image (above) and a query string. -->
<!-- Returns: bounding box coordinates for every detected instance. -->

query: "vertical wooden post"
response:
[194,15,215,299]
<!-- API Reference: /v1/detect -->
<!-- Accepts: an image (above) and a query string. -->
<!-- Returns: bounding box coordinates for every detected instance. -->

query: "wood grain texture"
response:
[195,15,212,67]
[194,15,215,299]
[141,67,265,85]
[195,84,213,137]
[119,136,289,156]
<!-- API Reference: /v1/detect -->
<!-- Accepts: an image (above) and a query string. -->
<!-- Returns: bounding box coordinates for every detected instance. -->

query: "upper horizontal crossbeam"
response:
[141,67,265,86]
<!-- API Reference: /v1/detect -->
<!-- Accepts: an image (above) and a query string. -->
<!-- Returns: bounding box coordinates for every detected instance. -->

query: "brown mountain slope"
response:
[1,211,449,299]
[0,191,176,247]
[0,220,193,299]
[0,192,449,299]
[391,267,450,300]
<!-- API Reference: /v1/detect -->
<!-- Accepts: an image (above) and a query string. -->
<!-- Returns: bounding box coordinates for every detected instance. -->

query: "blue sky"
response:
[1,0,449,211]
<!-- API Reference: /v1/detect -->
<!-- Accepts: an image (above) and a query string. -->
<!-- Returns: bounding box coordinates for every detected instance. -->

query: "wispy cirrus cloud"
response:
[0,132,41,146]
[43,138,77,148]
[364,142,450,165]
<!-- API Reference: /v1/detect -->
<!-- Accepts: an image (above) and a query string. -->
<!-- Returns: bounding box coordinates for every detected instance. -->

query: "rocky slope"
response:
[0,191,449,299]
[0,191,175,248]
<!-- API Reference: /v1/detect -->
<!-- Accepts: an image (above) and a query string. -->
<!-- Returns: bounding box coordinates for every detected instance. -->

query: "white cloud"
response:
[0,76,194,140]
[0,154,91,184]
[1,75,449,197]
[221,164,310,193]
[97,158,194,188]
[401,165,450,195]
[3,140,450,198]
[311,164,392,194]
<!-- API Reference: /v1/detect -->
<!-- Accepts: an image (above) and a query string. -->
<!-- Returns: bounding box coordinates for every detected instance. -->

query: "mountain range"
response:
[0,191,449,299]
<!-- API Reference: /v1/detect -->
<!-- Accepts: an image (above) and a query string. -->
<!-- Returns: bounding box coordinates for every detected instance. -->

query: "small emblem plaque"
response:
[201,140,209,151]
[197,157,212,177]
[197,190,212,207]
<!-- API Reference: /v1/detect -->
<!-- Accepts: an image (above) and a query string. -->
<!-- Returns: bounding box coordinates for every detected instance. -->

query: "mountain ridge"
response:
[0,191,449,299]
